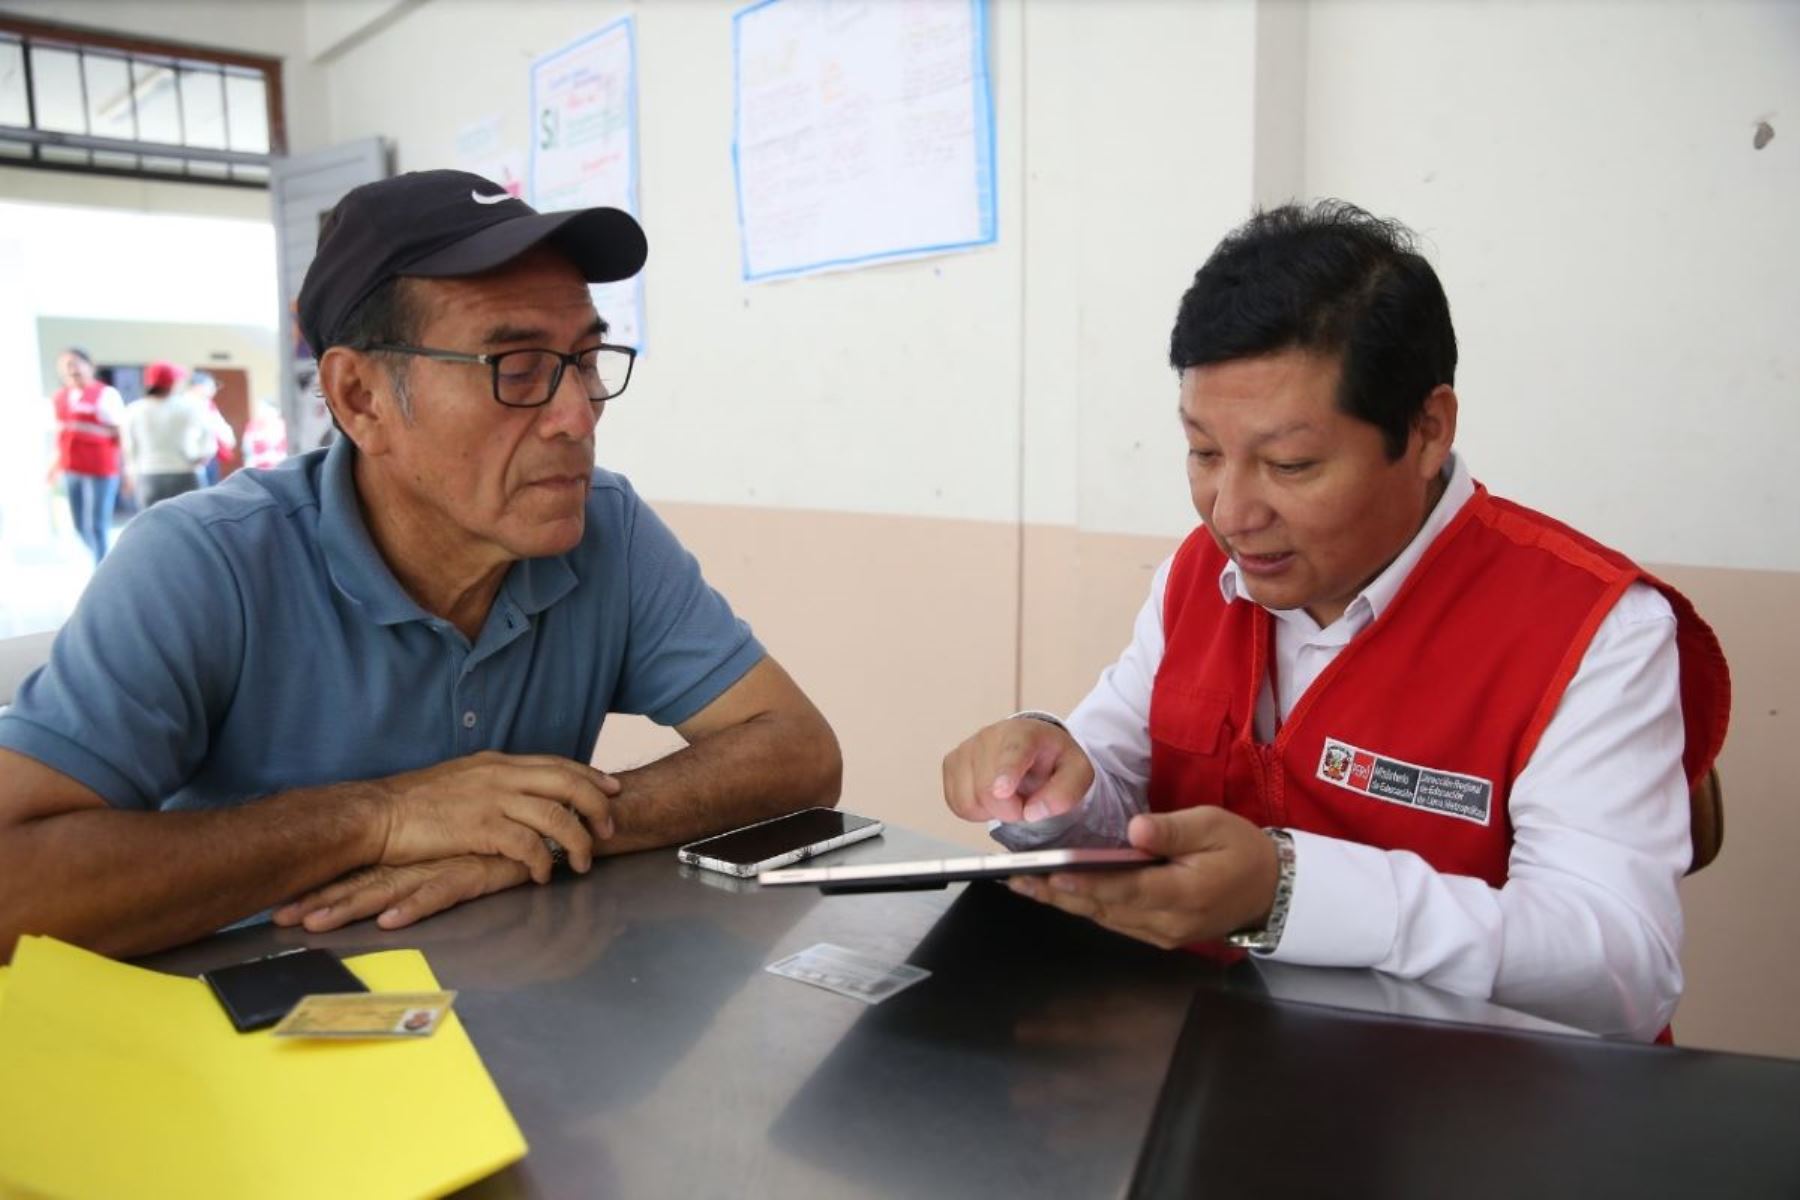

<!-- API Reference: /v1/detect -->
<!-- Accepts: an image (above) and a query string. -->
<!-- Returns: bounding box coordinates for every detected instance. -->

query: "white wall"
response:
[12,0,1791,568]
[1305,0,1800,572]
[304,0,417,63]
[293,0,1800,571]
[1025,1,1261,535]
[317,0,1029,525]
[304,0,1269,531]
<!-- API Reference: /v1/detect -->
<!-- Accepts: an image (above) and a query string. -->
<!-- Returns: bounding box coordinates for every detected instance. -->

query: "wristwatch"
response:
[1227,828,1296,953]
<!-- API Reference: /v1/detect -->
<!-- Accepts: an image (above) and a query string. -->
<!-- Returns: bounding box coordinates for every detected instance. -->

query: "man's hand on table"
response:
[365,751,621,883]
[274,854,533,932]
[942,717,1095,824]
[1005,807,1280,950]
[275,856,623,985]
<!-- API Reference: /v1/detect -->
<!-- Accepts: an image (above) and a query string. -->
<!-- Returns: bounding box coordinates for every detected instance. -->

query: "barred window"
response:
[0,16,284,188]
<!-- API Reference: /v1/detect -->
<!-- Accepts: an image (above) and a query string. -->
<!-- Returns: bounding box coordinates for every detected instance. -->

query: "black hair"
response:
[62,347,94,366]
[324,276,425,430]
[331,275,423,355]
[1168,200,1457,459]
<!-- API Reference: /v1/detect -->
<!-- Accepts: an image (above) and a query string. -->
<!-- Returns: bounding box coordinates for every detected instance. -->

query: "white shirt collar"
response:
[1216,452,1475,632]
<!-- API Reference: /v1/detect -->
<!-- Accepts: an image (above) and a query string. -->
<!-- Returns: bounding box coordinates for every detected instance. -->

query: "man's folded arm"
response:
[597,655,842,855]
[594,484,841,852]
[0,748,384,962]
[0,745,623,961]
[0,502,376,962]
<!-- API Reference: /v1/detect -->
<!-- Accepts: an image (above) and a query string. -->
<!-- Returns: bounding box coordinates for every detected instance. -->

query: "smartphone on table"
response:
[677,807,884,878]
[202,947,369,1032]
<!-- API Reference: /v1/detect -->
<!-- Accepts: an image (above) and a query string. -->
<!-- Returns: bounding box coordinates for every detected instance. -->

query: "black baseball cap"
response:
[296,169,647,355]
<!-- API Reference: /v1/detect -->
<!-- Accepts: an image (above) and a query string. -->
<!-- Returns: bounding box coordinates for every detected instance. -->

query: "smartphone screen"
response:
[681,808,880,869]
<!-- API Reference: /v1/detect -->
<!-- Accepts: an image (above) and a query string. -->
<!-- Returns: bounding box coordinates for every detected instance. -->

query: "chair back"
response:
[1687,767,1724,874]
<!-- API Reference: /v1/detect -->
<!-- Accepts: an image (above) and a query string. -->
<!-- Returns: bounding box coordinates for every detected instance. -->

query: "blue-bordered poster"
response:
[732,0,996,283]
[529,16,645,348]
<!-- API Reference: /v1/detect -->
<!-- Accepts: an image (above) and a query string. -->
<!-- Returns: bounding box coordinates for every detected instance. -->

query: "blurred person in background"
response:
[122,361,213,508]
[47,347,126,565]
[184,371,240,486]
[239,397,289,471]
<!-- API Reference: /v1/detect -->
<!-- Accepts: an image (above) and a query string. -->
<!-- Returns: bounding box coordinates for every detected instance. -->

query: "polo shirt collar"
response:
[318,437,582,625]
[1216,452,1476,625]
[319,437,432,626]
[505,541,579,616]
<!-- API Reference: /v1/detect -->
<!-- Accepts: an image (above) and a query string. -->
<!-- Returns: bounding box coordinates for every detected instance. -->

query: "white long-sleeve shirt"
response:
[995,455,1689,1041]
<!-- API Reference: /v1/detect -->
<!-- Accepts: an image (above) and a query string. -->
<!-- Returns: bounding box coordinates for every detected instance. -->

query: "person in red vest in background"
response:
[940,201,1730,1042]
[48,346,127,565]
[238,397,289,471]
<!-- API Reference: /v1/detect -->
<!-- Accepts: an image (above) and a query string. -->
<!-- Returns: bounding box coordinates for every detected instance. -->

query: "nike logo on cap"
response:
[471,190,512,205]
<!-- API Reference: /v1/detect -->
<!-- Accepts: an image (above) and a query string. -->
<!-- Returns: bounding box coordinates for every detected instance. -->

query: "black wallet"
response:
[201,947,369,1032]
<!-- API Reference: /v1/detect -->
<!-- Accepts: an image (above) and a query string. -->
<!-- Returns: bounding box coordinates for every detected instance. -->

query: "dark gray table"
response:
[141,827,1800,1198]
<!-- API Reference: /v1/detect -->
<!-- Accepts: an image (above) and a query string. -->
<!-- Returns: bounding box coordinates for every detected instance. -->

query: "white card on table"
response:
[765,942,929,1005]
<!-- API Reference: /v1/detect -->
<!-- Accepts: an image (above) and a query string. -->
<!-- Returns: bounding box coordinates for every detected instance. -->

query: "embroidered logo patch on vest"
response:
[1316,738,1493,826]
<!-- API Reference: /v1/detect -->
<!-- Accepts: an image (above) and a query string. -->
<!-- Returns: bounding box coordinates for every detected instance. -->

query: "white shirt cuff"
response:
[1263,829,1399,968]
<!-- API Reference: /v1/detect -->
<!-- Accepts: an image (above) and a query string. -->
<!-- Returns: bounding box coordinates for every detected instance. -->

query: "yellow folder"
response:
[0,936,526,1200]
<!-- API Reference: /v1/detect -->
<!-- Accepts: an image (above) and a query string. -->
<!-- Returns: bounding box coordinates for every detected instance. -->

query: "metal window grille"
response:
[0,16,285,189]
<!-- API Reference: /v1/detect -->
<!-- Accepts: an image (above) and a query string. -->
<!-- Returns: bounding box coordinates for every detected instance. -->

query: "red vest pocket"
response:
[1148,685,1233,811]
[1148,685,1231,753]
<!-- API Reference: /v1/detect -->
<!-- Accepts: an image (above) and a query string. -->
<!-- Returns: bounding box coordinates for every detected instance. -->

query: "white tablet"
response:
[758,847,1159,894]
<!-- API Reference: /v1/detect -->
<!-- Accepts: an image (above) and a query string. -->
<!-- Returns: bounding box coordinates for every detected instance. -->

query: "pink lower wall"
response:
[1656,564,1800,1060]
[598,501,1800,1059]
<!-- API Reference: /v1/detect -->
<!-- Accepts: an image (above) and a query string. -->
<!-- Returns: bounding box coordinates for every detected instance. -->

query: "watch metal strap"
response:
[1226,828,1296,953]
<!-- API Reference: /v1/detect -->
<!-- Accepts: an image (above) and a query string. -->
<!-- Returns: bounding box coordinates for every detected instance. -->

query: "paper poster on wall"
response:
[529,16,645,348]
[732,0,996,283]
[454,114,526,199]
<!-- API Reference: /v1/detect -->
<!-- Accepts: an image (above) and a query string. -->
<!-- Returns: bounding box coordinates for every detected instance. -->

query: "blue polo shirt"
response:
[0,438,764,811]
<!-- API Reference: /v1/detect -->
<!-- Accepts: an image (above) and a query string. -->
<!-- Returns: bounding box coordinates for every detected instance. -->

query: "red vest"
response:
[55,383,122,477]
[1147,486,1730,888]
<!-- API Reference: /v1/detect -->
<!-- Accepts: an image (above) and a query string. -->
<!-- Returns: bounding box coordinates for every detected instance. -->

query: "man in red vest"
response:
[48,347,127,565]
[941,202,1729,1041]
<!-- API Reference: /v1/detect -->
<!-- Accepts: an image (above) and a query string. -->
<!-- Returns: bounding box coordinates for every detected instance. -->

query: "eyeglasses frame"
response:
[364,340,637,407]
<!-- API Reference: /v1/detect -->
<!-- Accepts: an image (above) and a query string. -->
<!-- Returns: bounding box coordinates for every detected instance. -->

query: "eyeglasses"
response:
[366,342,637,407]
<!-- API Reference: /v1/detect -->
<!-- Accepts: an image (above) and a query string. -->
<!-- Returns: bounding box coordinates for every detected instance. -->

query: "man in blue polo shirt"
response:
[0,171,841,961]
